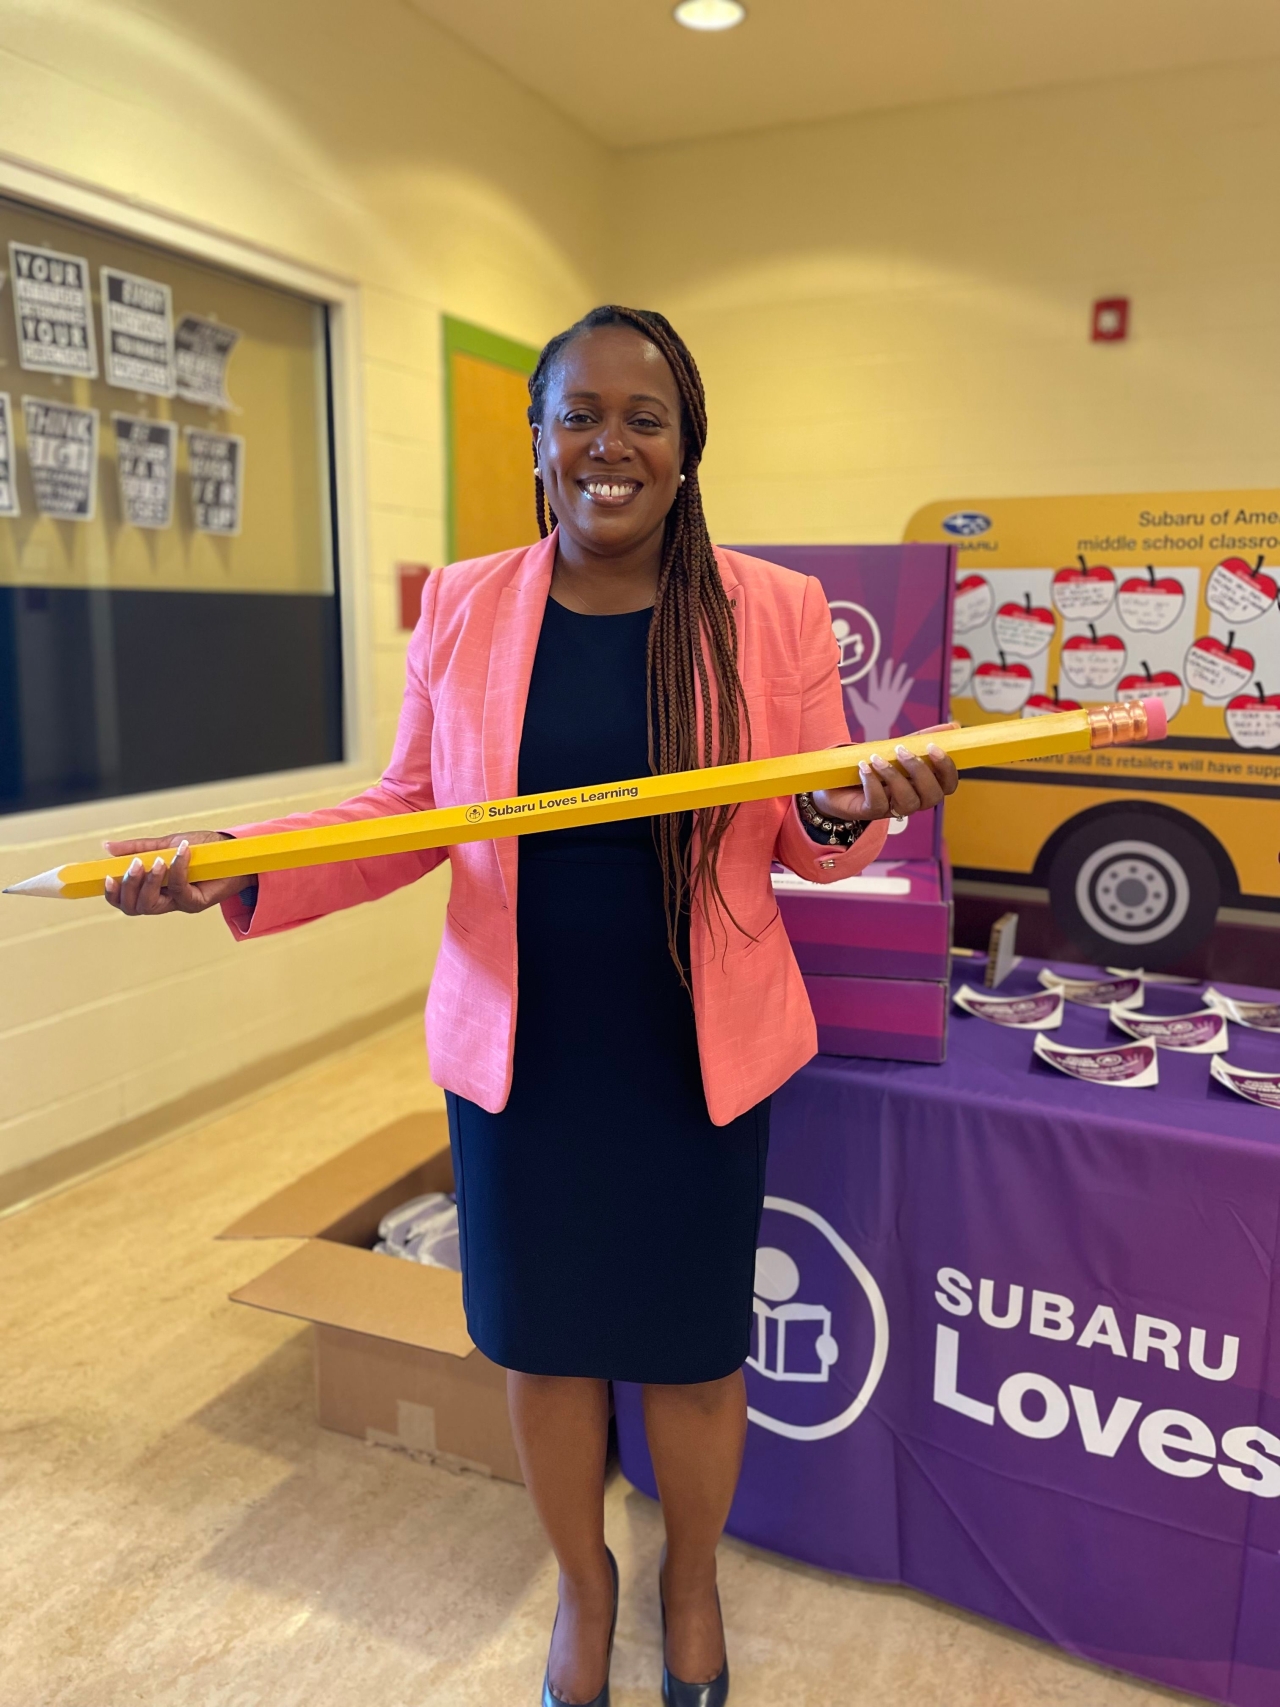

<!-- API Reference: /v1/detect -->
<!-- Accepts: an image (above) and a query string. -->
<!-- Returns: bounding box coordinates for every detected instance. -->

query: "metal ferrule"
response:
[1086,700,1149,748]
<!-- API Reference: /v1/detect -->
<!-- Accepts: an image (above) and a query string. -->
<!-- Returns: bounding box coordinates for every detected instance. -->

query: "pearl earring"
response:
[679,474,686,485]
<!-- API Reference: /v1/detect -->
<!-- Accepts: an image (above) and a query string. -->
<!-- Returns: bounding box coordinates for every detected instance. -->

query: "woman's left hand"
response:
[813,723,960,823]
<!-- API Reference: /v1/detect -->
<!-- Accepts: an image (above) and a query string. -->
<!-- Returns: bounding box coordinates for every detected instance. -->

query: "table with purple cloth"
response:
[616,957,1280,1706]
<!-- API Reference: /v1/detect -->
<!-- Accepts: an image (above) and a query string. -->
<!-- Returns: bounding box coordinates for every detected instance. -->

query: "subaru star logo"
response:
[941,510,992,537]
[746,1196,889,1441]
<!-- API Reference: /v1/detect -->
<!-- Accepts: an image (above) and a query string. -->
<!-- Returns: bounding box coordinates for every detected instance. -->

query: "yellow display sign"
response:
[905,490,1280,910]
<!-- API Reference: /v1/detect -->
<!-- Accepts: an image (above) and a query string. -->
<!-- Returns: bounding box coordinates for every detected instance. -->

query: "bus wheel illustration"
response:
[1045,808,1224,967]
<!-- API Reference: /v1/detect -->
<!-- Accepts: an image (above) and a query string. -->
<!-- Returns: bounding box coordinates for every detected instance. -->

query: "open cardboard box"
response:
[219,1112,522,1483]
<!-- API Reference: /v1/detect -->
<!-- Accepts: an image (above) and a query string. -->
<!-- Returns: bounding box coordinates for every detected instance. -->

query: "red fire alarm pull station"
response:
[398,563,432,630]
[1092,297,1129,342]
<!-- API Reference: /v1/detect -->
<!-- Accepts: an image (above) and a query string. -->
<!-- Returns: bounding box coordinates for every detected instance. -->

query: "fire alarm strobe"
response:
[1092,297,1130,343]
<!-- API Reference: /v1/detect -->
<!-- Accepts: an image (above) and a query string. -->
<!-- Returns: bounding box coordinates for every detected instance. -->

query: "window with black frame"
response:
[0,194,343,814]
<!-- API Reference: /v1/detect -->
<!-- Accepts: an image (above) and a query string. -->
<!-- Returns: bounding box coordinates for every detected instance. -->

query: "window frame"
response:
[0,150,373,848]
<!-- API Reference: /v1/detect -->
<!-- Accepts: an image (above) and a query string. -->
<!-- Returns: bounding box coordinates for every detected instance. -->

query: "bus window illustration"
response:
[748,1245,839,1384]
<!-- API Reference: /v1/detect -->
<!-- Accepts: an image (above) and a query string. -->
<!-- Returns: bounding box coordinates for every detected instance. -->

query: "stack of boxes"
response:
[736,543,956,1064]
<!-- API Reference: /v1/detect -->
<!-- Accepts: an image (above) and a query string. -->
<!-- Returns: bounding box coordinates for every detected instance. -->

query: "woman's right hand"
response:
[103,831,249,917]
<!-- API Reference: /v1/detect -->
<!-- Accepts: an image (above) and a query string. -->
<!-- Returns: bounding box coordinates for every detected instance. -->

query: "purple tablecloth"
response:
[616,960,1280,1705]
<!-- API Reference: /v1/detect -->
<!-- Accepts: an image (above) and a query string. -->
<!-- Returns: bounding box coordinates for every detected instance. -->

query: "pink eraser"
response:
[1141,696,1168,741]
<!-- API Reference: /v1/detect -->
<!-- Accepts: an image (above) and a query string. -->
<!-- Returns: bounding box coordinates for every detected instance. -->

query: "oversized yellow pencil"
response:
[5,699,1166,902]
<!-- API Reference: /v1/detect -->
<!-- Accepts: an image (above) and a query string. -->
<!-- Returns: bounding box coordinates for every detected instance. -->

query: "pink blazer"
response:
[223,533,888,1124]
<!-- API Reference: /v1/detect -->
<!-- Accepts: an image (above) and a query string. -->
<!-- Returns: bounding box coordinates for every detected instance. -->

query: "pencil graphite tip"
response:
[3,866,66,898]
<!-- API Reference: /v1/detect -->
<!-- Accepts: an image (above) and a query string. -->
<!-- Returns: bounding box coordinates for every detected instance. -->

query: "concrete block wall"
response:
[0,0,607,1177]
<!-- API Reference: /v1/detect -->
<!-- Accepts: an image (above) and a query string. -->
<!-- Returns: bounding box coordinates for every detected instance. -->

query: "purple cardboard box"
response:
[774,856,953,982]
[732,543,955,860]
[803,970,949,1064]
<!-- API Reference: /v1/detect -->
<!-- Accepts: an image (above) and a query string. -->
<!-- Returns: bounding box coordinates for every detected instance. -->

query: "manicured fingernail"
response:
[927,743,945,760]
[870,752,891,770]
[859,761,871,777]
[128,857,143,875]
[896,745,914,761]
[152,857,165,874]
[177,840,189,858]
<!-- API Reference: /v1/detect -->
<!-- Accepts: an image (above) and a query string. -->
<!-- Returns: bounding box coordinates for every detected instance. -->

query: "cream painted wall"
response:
[611,59,1280,545]
[6,17,1280,1180]
[0,0,607,1175]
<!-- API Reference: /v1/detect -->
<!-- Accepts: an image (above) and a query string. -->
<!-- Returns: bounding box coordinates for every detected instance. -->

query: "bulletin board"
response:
[0,193,342,814]
[444,316,540,563]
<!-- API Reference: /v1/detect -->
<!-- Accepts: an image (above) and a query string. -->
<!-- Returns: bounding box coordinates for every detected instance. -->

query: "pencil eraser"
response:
[1141,696,1168,741]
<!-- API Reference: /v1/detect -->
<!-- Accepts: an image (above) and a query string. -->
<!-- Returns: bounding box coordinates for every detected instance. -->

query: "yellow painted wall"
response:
[0,0,607,1176]
[611,59,1280,547]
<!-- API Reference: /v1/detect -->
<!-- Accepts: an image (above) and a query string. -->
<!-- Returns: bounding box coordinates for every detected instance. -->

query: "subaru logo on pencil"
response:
[941,511,992,537]
[746,1197,889,1441]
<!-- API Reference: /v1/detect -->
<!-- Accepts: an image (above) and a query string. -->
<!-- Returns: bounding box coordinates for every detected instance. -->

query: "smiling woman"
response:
[528,307,751,965]
[99,303,957,1707]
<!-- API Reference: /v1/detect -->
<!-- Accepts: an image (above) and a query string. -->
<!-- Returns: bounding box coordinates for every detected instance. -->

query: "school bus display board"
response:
[905,491,1280,966]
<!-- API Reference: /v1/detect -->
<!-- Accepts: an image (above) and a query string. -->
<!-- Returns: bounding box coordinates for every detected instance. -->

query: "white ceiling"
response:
[407,0,1280,148]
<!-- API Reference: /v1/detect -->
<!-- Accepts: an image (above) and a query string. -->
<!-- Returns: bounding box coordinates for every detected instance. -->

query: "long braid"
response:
[528,305,751,977]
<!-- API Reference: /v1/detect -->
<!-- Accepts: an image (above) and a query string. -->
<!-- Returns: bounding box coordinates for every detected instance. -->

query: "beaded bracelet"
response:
[795,792,869,848]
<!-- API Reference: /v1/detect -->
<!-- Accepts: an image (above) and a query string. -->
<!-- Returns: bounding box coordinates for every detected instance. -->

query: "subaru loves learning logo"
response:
[828,600,881,687]
[746,1197,889,1441]
[941,510,992,537]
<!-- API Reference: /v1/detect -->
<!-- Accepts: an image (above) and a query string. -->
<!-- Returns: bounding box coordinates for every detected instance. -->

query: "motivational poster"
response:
[101,268,176,396]
[113,414,177,529]
[0,393,18,517]
[23,396,98,521]
[174,315,240,408]
[187,428,243,534]
[8,242,98,377]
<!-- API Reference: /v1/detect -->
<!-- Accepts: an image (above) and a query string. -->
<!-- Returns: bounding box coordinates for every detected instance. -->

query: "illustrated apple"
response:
[954,573,994,634]
[1022,684,1083,718]
[1184,629,1256,699]
[972,650,1033,714]
[994,590,1055,658]
[1225,681,1280,750]
[1117,565,1186,634]
[1060,623,1127,690]
[1118,661,1185,722]
[951,645,974,697]
[1207,554,1279,625]
[1052,555,1116,622]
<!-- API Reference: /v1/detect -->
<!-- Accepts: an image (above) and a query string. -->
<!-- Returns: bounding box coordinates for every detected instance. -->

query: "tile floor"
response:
[0,1020,1195,1707]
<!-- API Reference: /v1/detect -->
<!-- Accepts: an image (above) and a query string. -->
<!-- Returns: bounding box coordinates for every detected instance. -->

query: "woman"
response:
[106,306,958,1706]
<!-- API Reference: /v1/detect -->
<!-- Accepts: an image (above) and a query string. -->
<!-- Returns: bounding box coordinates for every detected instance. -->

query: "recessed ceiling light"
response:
[673,0,747,31]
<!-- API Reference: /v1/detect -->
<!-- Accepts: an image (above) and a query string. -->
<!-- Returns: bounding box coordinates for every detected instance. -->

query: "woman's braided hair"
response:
[528,305,751,977]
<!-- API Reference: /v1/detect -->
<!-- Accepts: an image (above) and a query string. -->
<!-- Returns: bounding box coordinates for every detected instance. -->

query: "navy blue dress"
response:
[445,597,771,1384]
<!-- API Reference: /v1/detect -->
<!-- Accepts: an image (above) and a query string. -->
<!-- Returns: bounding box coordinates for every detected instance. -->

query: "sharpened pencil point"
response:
[3,867,67,898]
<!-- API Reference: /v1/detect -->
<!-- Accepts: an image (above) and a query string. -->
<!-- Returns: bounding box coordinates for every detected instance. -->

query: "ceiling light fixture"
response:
[673,0,747,31]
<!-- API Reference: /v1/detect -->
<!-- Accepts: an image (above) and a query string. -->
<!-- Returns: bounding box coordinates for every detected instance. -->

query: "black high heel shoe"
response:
[542,1546,619,1707]
[659,1571,730,1707]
